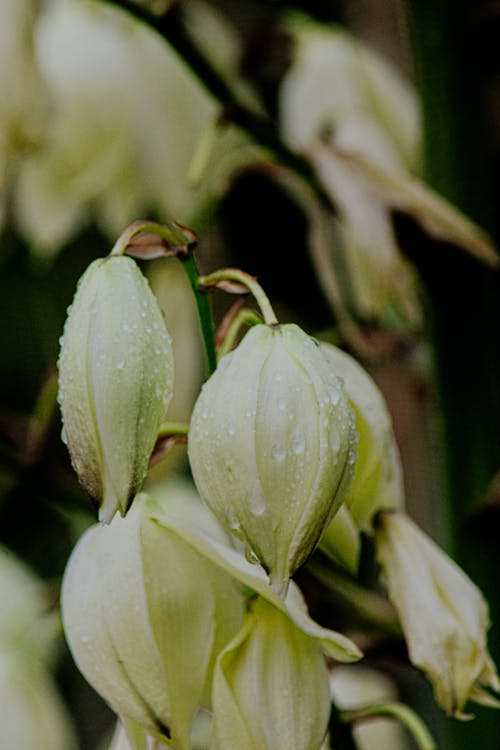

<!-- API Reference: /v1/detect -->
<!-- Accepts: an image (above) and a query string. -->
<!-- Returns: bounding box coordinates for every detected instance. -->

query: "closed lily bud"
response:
[375,511,500,718]
[62,492,243,750]
[320,343,403,531]
[188,323,357,596]
[211,595,331,750]
[58,256,174,523]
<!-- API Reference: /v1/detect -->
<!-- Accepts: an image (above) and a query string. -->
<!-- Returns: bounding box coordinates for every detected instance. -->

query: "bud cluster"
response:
[57,250,500,749]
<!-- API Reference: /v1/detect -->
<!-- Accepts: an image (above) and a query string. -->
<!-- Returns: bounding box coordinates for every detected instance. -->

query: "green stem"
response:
[218,308,263,358]
[182,254,218,375]
[157,422,189,438]
[108,220,217,374]
[199,268,278,326]
[341,702,435,750]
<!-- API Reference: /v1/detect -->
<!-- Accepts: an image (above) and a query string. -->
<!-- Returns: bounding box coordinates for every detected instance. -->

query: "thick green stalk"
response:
[408,1,500,747]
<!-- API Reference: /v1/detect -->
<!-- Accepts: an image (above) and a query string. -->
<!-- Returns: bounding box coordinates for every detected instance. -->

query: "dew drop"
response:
[272,442,286,462]
[81,634,90,644]
[277,397,286,411]
[328,386,340,406]
[247,483,267,516]
[292,431,305,455]
[244,545,259,565]
[121,320,130,332]
[228,423,236,436]
[330,426,341,453]
[115,356,125,370]
[226,507,241,533]
[274,371,283,382]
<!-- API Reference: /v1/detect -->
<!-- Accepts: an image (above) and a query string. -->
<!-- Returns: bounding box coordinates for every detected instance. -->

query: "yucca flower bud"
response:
[211,594,331,750]
[320,343,403,531]
[376,511,500,718]
[58,256,174,523]
[188,323,357,595]
[62,491,243,750]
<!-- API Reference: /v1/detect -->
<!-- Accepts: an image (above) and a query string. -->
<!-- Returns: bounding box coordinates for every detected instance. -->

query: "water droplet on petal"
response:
[272,442,286,462]
[328,386,340,406]
[247,483,267,516]
[292,431,305,455]
[277,397,286,411]
[330,426,341,453]
[244,545,259,564]
[226,507,241,533]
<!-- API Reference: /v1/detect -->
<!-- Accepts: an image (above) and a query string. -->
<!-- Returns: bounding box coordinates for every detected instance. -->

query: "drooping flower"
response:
[375,511,500,718]
[58,255,174,522]
[62,489,244,750]
[188,323,357,595]
[211,595,331,750]
[320,343,403,530]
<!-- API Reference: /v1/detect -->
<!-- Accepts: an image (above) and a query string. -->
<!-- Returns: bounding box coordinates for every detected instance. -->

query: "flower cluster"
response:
[58,249,500,749]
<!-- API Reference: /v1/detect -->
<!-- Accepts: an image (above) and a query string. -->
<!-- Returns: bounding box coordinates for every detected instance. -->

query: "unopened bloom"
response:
[211,595,331,750]
[188,323,357,595]
[320,343,403,531]
[58,255,174,522]
[375,511,500,717]
[62,490,243,750]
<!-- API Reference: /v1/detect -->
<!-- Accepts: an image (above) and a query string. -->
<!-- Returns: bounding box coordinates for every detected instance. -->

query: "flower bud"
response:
[58,256,174,523]
[62,491,243,749]
[375,511,500,718]
[188,323,357,595]
[320,343,403,531]
[211,595,331,750]
[319,503,360,574]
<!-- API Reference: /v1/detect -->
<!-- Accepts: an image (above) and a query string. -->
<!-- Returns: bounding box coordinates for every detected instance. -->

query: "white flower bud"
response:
[58,256,174,523]
[62,492,243,749]
[211,595,331,750]
[320,343,403,531]
[188,323,357,595]
[376,511,500,718]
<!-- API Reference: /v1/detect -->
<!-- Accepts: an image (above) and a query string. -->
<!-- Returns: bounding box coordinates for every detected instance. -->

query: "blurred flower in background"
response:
[0,544,76,750]
[0,0,255,257]
[279,14,496,329]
